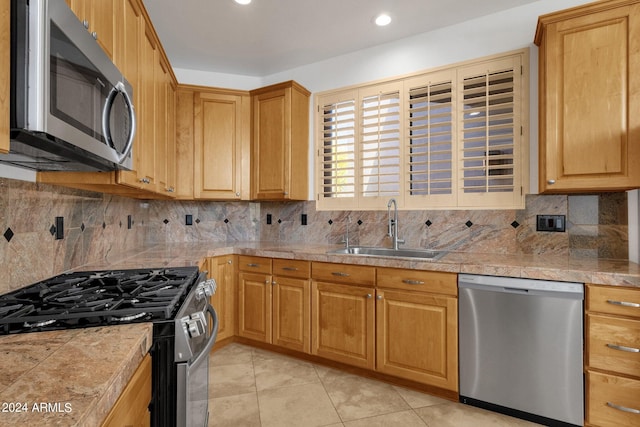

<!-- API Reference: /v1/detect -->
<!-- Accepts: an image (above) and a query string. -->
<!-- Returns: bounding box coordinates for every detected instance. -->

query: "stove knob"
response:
[184,312,207,338]
[196,279,217,300]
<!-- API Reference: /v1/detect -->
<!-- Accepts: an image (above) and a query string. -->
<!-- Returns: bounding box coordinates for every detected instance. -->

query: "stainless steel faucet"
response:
[387,199,404,250]
[341,214,351,248]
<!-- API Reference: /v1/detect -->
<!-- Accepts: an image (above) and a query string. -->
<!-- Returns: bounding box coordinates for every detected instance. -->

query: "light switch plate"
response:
[536,215,566,232]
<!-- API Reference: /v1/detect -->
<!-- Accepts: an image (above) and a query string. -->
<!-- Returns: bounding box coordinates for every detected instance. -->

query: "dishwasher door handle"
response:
[503,287,529,294]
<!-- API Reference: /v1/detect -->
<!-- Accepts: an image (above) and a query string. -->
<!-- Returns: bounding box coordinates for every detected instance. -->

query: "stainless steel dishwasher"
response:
[458,274,584,427]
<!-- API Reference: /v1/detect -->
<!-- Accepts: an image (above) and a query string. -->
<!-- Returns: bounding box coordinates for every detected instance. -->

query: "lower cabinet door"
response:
[208,255,236,341]
[376,289,458,392]
[238,272,271,343]
[101,353,152,427]
[311,281,375,369]
[272,276,310,353]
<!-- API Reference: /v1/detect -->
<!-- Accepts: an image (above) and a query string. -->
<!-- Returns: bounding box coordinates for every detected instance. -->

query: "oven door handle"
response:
[190,305,218,370]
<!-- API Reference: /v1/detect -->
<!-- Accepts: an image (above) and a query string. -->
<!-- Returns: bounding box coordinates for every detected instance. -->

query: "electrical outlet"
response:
[127,215,133,229]
[266,214,272,225]
[55,217,64,240]
[301,214,307,226]
[536,215,566,232]
[186,214,193,226]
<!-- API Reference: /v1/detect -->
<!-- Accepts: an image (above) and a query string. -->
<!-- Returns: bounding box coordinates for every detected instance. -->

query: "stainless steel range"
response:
[0,267,218,427]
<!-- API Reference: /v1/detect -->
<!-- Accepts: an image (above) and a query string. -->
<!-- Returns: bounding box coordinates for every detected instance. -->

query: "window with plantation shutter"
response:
[318,91,357,208]
[315,49,528,211]
[358,84,402,207]
[458,56,524,208]
[404,71,456,208]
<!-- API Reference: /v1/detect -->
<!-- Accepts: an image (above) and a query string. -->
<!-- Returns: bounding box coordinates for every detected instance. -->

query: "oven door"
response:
[176,305,218,427]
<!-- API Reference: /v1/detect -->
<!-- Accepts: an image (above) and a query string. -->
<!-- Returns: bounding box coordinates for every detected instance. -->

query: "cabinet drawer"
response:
[377,268,457,296]
[587,371,640,427]
[273,259,310,279]
[588,314,640,378]
[238,256,272,274]
[588,285,640,319]
[312,262,375,287]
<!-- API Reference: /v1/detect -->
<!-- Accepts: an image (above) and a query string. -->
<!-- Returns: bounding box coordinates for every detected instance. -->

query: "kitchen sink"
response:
[327,246,444,260]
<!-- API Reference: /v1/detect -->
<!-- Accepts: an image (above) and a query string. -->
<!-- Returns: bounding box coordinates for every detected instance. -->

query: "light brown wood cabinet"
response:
[101,353,151,427]
[174,87,250,200]
[66,0,115,60]
[585,284,640,426]
[0,0,8,154]
[207,255,236,342]
[238,256,311,353]
[251,81,310,200]
[376,268,458,392]
[311,263,376,369]
[535,0,640,193]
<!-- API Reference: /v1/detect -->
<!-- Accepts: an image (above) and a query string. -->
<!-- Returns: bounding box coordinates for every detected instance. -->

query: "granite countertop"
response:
[81,241,640,287]
[0,323,153,427]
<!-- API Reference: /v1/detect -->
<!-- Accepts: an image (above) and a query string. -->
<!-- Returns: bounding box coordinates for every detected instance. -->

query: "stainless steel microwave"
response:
[5,0,135,171]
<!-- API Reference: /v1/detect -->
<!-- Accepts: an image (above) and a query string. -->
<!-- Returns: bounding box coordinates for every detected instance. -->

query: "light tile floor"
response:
[208,343,539,427]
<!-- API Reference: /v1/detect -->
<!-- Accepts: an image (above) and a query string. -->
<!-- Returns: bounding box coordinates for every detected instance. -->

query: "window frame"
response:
[314,49,529,211]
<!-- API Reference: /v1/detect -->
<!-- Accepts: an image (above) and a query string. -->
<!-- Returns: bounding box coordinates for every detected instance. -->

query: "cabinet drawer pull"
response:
[247,263,259,268]
[606,402,640,414]
[606,343,640,353]
[402,279,425,285]
[282,267,298,271]
[607,299,640,308]
[332,272,350,277]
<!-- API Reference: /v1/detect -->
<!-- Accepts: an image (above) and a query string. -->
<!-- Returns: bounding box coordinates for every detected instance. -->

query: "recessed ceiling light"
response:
[234,0,251,5]
[375,13,392,26]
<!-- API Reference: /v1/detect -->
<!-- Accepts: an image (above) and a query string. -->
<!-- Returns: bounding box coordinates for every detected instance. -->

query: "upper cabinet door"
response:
[193,91,250,200]
[536,1,640,193]
[67,0,115,60]
[251,81,310,201]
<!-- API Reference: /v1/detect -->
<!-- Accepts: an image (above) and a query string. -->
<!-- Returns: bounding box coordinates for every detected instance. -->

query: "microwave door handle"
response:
[102,81,136,164]
[189,305,218,371]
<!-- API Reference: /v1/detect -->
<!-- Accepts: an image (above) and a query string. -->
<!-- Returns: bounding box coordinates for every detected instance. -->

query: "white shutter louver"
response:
[460,68,516,194]
[360,89,401,201]
[319,95,356,203]
[405,74,455,208]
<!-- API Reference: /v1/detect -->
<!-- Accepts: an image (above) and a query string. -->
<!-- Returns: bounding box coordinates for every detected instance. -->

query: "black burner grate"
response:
[0,267,200,334]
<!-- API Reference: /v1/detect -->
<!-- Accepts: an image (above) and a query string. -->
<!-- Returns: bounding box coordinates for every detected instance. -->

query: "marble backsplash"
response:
[0,177,629,293]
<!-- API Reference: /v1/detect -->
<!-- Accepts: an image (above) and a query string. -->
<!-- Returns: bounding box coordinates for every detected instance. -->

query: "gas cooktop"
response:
[0,267,201,334]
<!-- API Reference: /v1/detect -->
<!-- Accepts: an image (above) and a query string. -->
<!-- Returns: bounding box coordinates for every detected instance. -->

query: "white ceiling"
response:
[144,0,541,77]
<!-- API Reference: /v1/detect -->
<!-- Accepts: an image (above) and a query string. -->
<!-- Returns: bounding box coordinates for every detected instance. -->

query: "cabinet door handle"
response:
[332,272,350,277]
[402,279,424,285]
[607,402,640,414]
[376,295,383,300]
[264,280,270,285]
[272,281,277,286]
[247,263,259,268]
[547,179,556,185]
[227,260,232,264]
[606,344,640,353]
[366,293,372,299]
[607,299,640,308]
[282,267,298,271]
